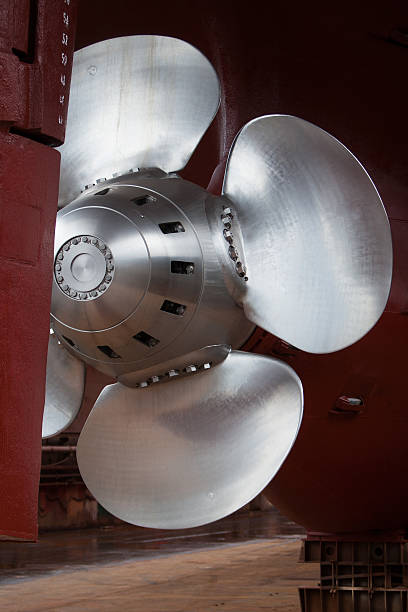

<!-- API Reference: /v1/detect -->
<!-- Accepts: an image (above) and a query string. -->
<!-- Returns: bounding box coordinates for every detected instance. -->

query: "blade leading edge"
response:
[42,331,85,439]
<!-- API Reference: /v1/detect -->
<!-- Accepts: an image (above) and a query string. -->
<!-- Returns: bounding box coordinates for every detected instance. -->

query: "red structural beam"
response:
[0,0,77,541]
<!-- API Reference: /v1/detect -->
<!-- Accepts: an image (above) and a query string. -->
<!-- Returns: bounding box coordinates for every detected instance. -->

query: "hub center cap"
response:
[71,253,98,282]
[54,235,115,300]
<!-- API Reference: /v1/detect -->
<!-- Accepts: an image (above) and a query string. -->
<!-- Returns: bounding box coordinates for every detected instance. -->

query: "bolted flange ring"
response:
[54,235,115,301]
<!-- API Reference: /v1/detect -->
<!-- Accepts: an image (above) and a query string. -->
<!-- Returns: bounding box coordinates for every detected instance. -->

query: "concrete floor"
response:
[0,509,318,611]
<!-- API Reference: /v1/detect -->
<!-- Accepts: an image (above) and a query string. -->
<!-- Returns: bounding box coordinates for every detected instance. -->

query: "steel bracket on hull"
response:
[299,537,408,612]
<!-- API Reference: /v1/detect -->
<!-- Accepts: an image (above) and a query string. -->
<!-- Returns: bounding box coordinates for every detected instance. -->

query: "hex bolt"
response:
[221,214,232,224]
[223,221,231,230]
[62,284,69,291]
[203,362,211,370]
[223,229,233,243]
[99,242,106,250]
[139,381,149,388]
[185,365,197,373]
[99,284,106,292]
[223,206,232,216]
[150,375,160,384]
[72,238,79,245]
[70,289,77,297]
[107,263,114,272]
[90,290,98,297]
[228,246,238,261]
[84,184,94,190]
[167,369,179,377]
[55,263,62,272]
[57,276,64,284]
[236,262,247,277]
[105,274,112,283]
[91,238,98,245]
[63,243,70,251]
[96,178,106,184]
[82,236,89,243]
[57,252,64,260]
[80,293,88,299]
[105,251,112,260]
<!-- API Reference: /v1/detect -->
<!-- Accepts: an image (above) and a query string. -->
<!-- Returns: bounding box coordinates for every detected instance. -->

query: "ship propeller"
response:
[43,35,392,529]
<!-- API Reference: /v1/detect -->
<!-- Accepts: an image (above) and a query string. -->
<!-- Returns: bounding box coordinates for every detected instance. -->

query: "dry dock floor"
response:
[0,510,318,611]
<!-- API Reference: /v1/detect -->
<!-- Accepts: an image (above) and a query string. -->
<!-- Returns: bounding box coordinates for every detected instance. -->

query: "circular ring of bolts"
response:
[54,235,115,301]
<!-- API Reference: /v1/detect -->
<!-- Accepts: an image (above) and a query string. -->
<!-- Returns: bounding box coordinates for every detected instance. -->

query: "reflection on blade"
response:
[42,332,85,438]
[223,114,392,353]
[58,35,220,206]
[77,350,303,529]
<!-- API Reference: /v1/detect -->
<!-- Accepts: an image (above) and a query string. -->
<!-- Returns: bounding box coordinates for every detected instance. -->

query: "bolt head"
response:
[236,262,247,277]
[167,369,179,377]
[223,229,233,243]
[185,365,197,373]
[228,246,238,261]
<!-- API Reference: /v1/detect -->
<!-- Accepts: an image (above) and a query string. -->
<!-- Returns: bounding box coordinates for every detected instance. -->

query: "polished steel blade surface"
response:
[42,332,85,438]
[77,350,303,529]
[58,35,220,206]
[223,115,393,353]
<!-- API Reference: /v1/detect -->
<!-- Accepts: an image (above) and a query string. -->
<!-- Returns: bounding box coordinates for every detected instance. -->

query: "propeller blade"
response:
[58,35,220,206]
[42,331,85,439]
[77,350,303,529]
[223,115,392,353]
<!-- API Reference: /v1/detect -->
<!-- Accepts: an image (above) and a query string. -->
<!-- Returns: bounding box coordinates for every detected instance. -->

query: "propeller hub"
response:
[54,235,114,300]
[51,174,254,382]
